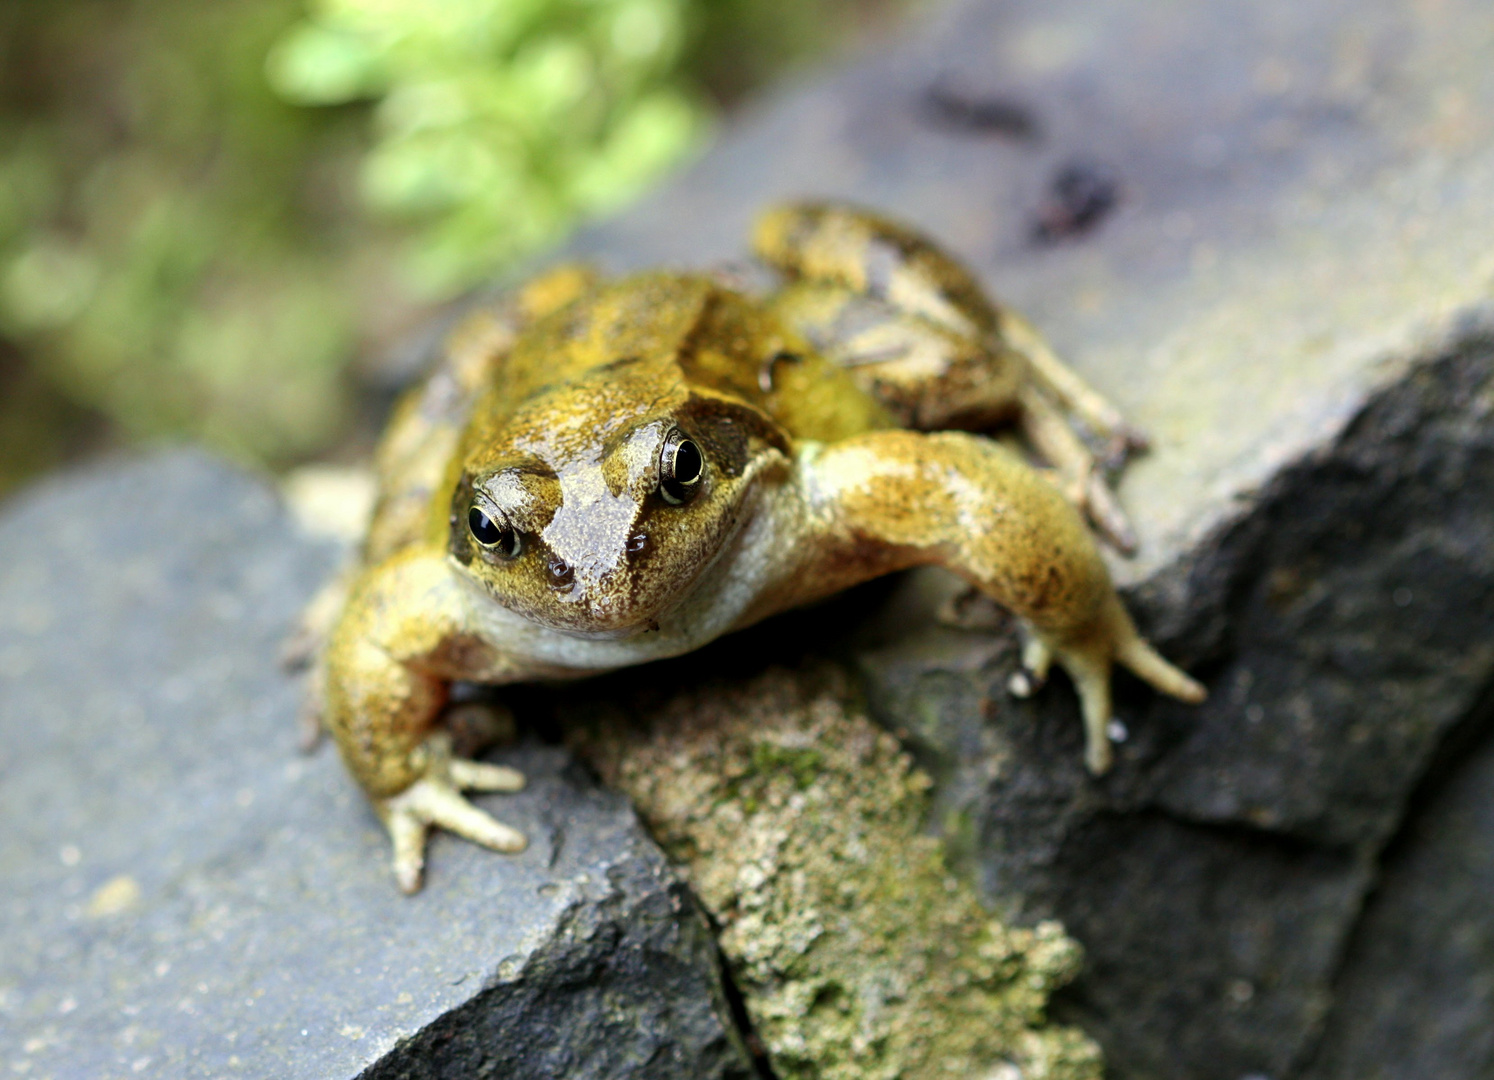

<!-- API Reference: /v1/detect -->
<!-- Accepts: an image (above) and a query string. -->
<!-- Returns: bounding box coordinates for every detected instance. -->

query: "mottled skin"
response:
[319,204,1206,892]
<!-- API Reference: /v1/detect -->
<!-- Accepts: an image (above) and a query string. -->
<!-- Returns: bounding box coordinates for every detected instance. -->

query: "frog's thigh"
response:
[767,283,1022,430]
[324,551,528,890]
[805,430,1204,771]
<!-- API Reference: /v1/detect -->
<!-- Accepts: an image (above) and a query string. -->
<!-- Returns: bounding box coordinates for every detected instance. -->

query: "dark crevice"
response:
[711,935,781,1080]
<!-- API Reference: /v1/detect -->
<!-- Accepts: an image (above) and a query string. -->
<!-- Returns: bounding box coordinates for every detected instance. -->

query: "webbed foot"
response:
[378,734,527,893]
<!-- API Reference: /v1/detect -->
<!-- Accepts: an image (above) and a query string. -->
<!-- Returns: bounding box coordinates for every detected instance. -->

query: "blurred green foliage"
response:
[267,0,708,299]
[0,0,907,496]
[0,0,366,479]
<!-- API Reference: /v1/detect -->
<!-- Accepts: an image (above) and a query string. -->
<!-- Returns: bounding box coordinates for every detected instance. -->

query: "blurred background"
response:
[0,0,914,498]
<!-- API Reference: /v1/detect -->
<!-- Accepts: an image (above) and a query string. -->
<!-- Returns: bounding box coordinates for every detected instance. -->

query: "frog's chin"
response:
[553,620,664,642]
[523,602,676,640]
[491,590,677,639]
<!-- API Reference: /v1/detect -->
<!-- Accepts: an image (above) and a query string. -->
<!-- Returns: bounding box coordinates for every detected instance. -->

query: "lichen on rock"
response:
[577,666,1103,1080]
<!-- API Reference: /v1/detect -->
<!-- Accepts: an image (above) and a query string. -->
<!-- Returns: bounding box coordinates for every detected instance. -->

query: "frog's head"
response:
[447,365,788,636]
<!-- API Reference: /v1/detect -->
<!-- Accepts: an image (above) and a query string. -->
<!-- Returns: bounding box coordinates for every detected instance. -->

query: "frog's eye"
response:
[468,506,522,558]
[659,433,704,506]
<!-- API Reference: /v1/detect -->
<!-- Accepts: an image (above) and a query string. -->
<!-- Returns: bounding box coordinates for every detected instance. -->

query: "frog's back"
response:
[484,272,895,446]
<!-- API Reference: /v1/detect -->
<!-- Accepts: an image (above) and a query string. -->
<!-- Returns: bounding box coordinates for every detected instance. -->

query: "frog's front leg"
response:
[795,430,1206,773]
[324,548,526,892]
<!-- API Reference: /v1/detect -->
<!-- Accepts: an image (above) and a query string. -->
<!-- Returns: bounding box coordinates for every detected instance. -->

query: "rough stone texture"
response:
[552,0,1494,1077]
[1302,689,1494,1080]
[0,452,752,1080]
[575,667,1103,1080]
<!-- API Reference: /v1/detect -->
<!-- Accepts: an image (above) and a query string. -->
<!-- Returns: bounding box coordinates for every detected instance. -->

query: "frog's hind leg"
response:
[756,203,1145,551]
[766,282,1025,432]
[769,281,1140,551]
[998,309,1148,464]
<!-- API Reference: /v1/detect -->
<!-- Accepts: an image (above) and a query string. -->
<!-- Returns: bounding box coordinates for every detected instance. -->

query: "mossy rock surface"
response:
[578,667,1103,1080]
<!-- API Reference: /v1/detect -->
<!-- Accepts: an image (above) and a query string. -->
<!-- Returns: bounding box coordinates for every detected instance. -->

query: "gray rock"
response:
[0,452,752,1079]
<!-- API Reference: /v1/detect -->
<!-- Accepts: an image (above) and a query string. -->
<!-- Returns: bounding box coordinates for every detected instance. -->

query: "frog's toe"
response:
[450,758,526,793]
[1083,472,1139,555]
[1008,635,1054,698]
[1084,731,1115,775]
[386,804,430,894]
[1060,651,1115,776]
[1117,636,1207,704]
[380,770,528,893]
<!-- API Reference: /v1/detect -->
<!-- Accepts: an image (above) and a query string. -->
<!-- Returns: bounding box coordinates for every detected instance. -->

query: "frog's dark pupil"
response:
[468,507,500,543]
[468,506,520,557]
[660,435,704,505]
[672,439,702,484]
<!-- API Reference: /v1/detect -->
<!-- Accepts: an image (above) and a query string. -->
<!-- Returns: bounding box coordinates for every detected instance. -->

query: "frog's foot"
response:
[1018,385,1139,553]
[379,737,527,894]
[1052,631,1206,775]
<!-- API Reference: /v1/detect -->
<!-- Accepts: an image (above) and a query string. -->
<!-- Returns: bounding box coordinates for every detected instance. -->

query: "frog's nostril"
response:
[626,532,650,558]
[546,556,574,590]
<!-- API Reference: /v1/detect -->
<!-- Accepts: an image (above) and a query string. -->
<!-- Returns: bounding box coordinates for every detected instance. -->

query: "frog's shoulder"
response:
[682,278,895,445]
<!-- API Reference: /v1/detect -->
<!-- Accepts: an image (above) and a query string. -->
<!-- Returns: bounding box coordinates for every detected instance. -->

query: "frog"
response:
[313,203,1206,893]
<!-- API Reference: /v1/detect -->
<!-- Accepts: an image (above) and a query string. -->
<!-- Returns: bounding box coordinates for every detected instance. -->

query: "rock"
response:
[552,0,1494,1076]
[574,666,1103,1080]
[1299,695,1494,1080]
[0,452,752,1079]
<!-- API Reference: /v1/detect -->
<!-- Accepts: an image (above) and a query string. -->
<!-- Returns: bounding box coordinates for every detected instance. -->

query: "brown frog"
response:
[314,204,1205,892]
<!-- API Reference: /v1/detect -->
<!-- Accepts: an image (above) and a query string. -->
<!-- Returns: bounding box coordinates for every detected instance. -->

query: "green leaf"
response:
[266,23,387,105]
